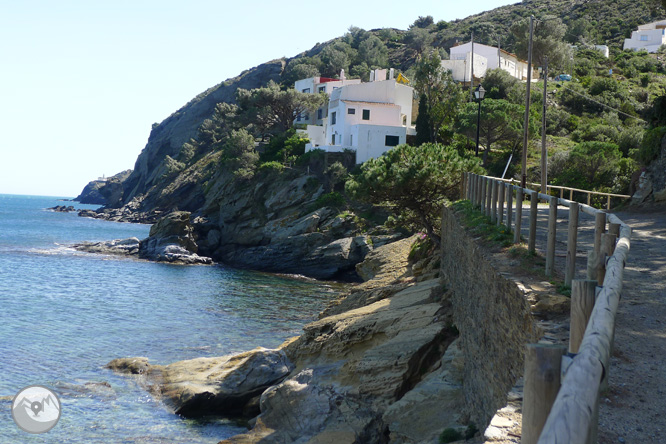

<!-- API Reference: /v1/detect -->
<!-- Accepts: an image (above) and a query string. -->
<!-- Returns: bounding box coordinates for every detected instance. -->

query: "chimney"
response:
[389,68,394,80]
[340,69,346,81]
[370,70,375,82]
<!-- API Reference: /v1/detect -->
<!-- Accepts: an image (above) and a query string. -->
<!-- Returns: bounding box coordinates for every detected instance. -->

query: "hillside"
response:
[74,0,666,277]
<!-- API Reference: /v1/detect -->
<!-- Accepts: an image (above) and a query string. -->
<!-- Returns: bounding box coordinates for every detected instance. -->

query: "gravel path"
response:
[598,208,666,444]
[490,200,666,443]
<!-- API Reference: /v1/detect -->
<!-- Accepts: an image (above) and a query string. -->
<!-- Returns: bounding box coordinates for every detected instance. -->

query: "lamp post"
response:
[474,85,486,157]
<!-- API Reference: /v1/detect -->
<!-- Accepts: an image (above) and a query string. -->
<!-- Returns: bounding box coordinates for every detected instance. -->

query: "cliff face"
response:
[75,170,132,205]
[119,59,285,206]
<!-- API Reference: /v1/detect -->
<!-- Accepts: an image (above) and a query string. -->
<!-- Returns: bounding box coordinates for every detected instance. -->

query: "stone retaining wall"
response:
[440,206,539,429]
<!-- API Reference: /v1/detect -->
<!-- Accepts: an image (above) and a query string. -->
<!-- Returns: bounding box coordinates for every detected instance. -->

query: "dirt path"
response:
[597,208,666,444]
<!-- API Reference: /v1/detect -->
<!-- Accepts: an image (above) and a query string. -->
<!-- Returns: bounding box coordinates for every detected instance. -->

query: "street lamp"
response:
[474,85,486,157]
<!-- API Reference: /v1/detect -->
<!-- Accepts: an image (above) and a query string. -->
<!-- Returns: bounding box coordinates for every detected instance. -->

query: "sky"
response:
[0,0,516,197]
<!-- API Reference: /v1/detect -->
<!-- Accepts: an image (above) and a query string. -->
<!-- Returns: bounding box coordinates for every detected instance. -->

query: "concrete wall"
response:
[440,206,539,429]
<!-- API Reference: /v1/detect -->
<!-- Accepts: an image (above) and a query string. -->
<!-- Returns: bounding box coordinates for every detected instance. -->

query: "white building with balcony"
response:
[302,69,415,164]
[624,20,666,53]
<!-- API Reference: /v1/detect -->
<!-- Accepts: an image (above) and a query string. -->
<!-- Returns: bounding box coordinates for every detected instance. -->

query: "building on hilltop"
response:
[441,41,536,84]
[297,68,415,164]
[624,20,666,53]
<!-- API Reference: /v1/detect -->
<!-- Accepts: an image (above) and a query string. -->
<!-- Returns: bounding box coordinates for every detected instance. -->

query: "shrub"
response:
[635,126,666,165]
[258,161,285,173]
[439,428,463,443]
[313,191,346,210]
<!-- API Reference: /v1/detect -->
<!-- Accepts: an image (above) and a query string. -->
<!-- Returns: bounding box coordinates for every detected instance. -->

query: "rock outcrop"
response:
[75,170,132,206]
[74,211,213,265]
[107,348,293,418]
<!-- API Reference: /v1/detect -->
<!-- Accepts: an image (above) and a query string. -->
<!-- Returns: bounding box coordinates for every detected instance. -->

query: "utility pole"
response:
[498,35,501,69]
[541,56,548,195]
[521,15,534,188]
[470,32,475,102]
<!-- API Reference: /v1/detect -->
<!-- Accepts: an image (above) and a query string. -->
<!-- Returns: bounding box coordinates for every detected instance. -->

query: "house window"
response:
[640,35,649,41]
[331,111,337,125]
[348,108,356,115]
[331,134,336,145]
[303,114,309,121]
[296,113,301,122]
[317,109,323,119]
[318,86,326,93]
[302,88,311,93]
[385,135,400,147]
[362,109,370,120]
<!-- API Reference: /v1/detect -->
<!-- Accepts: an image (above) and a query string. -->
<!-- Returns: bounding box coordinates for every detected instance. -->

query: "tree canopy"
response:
[345,143,483,245]
[414,52,466,144]
[511,16,571,71]
[236,81,326,136]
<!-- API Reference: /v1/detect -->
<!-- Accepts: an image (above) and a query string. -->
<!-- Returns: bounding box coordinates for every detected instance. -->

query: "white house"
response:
[302,69,416,164]
[442,41,536,82]
[440,52,488,85]
[624,20,666,53]
[293,73,361,126]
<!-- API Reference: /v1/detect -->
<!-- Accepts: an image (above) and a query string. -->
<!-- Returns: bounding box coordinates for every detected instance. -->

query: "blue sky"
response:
[0,0,516,197]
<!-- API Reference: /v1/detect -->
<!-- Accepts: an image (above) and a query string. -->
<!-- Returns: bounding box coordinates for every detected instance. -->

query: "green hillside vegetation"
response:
[133,0,666,240]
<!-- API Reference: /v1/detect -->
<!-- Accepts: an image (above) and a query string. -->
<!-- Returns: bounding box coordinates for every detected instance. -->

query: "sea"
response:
[0,194,338,443]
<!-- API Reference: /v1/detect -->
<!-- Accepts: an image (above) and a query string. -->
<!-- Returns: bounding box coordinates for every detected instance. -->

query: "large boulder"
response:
[107,347,293,418]
[139,211,212,264]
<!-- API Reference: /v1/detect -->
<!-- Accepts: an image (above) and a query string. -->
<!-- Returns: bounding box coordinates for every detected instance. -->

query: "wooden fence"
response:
[461,173,632,444]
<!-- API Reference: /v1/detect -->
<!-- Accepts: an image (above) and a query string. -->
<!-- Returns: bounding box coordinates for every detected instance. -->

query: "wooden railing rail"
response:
[492,177,630,210]
[461,173,632,444]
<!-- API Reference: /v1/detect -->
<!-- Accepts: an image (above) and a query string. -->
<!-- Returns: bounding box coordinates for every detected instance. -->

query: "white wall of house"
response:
[449,41,535,80]
[441,53,488,83]
[624,21,666,53]
[353,125,406,164]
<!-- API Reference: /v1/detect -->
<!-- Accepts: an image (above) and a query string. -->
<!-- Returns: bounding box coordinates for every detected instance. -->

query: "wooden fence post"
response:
[498,182,506,226]
[515,188,524,244]
[506,184,513,229]
[522,344,567,444]
[586,250,598,280]
[491,180,498,224]
[609,222,621,239]
[528,193,538,254]
[569,279,597,353]
[481,177,487,214]
[474,175,480,207]
[565,202,579,286]
[486,178,493,216]
[545,197,558,277]
[594,212,606,255]
[597,233,616,284]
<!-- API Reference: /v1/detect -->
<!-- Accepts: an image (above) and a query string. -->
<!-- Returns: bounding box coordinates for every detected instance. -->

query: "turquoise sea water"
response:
[0,194,337,443]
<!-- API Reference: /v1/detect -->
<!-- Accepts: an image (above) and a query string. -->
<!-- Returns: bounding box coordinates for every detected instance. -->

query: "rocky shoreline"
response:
[102,206,574,444]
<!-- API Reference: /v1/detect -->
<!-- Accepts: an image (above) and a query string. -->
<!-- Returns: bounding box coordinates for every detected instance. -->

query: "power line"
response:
[558,84,647,123]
